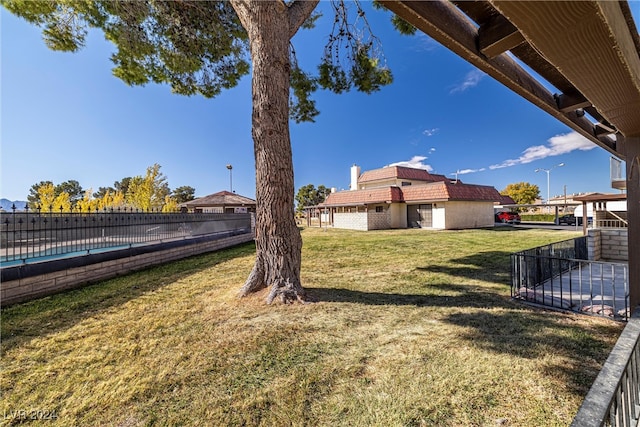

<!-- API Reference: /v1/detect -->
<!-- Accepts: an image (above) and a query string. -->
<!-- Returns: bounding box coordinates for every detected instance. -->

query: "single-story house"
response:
[308,165,505,230]
[179,191,256,213]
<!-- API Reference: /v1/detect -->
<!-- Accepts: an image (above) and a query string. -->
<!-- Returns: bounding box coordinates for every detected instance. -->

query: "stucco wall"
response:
[333,212,368,231]
[389,203,407,228]
[432,204,446,229]
[444,201,495,229]
[332,201,496,230]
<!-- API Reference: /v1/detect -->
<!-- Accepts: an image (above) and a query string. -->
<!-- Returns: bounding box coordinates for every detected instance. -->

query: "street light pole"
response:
[226,164,233,192]
[535,163,564,207]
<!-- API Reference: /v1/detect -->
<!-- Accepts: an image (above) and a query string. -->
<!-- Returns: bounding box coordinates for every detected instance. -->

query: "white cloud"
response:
[450,69,486,94]
[489,131,595,170]
[388,155,433,172]
[458,168,486,174]
[423,128,439,137]
[429,147,436,154]
[413,34,439,52]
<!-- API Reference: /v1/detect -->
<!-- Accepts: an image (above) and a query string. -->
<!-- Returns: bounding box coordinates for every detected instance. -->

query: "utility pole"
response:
[535,163,565,211]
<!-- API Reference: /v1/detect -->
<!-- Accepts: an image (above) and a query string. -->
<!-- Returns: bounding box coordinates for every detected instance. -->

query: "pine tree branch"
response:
[288,0,320,38]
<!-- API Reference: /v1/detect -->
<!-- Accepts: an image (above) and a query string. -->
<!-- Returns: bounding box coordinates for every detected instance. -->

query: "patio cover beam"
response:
[477,14,524,59]
[378,0,618,156]
[489,0,640,139]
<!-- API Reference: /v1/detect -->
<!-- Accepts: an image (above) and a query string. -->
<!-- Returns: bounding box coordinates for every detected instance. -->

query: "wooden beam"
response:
[478,14,525,58]
[489,0,640,138]
[595,122,617,135]
[554,93,592,113]
[379,0,618,157]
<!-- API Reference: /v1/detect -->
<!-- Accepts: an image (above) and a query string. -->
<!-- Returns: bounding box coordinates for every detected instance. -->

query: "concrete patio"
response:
[517,260,630,320]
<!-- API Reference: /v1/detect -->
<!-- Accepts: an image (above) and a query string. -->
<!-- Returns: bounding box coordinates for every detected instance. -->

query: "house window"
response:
[401,181,412,186]
[375,206,384,213]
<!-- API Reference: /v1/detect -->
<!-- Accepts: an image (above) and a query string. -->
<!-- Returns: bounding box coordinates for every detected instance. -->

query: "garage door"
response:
[408,204,433,228]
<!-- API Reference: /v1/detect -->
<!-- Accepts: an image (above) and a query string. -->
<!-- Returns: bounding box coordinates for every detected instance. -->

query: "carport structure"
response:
[380,0,640,309]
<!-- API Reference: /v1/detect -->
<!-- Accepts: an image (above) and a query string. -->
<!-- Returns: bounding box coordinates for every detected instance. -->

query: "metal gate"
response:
[408,204,433,228]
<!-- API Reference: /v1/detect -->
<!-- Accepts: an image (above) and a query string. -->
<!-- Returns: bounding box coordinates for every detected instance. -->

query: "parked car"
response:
[495,211,521,224]
[558,214,577,225]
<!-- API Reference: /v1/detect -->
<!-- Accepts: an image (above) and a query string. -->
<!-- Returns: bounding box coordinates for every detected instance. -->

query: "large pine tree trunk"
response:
[232,1,311,304]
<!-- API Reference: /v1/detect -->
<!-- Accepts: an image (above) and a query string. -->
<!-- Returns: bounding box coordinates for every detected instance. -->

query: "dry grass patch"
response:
[1,228,623,426]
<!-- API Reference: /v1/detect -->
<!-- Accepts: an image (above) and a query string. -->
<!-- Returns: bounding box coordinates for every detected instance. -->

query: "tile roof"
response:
[358,166,449,183]
[440,182,503,201]
[498,195,517,205]
[322,187,403,206]
[180,191,256,207]
[320,181,502,206]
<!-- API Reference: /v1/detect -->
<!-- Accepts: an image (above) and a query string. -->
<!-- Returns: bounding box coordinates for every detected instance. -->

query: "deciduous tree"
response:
[76,188,100,212]
[27,180,54,209]
[501,182,540,206]
[125,164,170,211]
[37,183,72,212]
[161,195,179,213]
[4,0,400,304]
[98,189,125,211]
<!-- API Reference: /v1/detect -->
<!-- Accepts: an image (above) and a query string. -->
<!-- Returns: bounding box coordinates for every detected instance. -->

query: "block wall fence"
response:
[1,232,255,307]
[587,228,628,261]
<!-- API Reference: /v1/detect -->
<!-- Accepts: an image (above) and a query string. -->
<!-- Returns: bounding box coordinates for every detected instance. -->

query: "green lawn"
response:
[1,227,623,426]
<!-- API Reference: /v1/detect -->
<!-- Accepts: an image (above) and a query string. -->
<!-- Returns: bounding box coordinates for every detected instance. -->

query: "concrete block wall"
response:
[367,208,391,230]
[333,212,368,231]
[587,229,602,261]
[1,233,255,307]
[600,229,628,261]
[587,228,628,261]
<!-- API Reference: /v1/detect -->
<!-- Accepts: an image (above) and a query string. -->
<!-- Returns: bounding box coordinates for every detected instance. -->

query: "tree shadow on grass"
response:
[306,282,508,308]
[307,283,622,396]
[416,251,513,285]
[442,309,622,395]
[1,242,256,354]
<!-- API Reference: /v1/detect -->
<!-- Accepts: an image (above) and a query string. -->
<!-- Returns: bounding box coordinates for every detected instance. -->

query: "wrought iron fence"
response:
[511,237,630,321]
[513,237,588,286]
[571,308,640,426]
[1,206,252,264]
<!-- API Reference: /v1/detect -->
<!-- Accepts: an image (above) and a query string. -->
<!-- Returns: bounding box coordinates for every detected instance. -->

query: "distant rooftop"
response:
[358,166,449,184]
[321,180,502,206]
[180,191,256,207]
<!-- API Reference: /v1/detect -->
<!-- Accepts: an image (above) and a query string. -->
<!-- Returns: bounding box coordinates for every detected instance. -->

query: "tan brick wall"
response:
[367,206,391,230]
[587,229,602,261]
[1,233,255,306]
[587,228,628,261]
[600,229,628,261]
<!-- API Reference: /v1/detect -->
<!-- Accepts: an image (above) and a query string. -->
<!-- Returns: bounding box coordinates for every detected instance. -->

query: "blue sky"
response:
[2,2,637,203]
